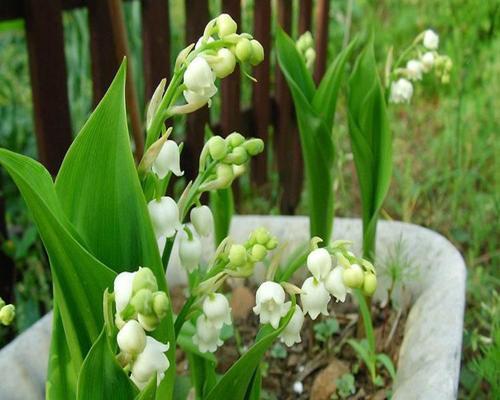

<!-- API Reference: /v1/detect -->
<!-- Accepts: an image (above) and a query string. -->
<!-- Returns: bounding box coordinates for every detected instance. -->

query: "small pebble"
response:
[293,381,304,394]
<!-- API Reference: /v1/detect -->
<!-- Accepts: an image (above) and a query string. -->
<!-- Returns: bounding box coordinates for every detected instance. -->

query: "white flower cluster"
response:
[113,267,171,389]
[173,14,264,115]
[253,244,377,348]
[390,29,452,104]
[193,293,232,353]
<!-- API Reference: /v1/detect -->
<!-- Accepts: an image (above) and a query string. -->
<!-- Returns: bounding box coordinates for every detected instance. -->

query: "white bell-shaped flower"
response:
[152,140,184,179]
[253,281,291,329]
[193,314,223,353]
[148,196,181,238]
[389,78,413,104]
[190,205,214,237]
[202,293,232,329]
[280,305,304,347]
[406,60,424,81]
[300,277,330,320]
[130,336,170,389]
[183,56,217,107]
[423,29,439,50]
[306,248,332,281]
[421,51,435,72]
[325,266,348,302]
[114,271,137,313]
[117,320,146,356]
[178,230,202,273]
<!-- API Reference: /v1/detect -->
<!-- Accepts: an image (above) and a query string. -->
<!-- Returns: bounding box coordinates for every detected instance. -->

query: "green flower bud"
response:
[266,237,278,250]
[251,244,267,261]
[131,288,154,316]
[342,264,364,289]
[224,146,249,165]
[138,313,160,332]
[235,38,252,62]
[132,267,158,293]
[152,291,170,320]
[216,163,235,188]
[253,227,270,245]
[0,304,15,326]
[229,244,248,267]
[211,48,236,79]
[243,138,264,156]
[249,39,264,66]
[208,136,228,161]
[217,13,237,38]
[362,273,377,297]
[226,132,245,147]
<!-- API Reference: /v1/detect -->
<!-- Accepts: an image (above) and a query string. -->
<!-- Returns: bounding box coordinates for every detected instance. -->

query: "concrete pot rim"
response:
[0,216,466,400]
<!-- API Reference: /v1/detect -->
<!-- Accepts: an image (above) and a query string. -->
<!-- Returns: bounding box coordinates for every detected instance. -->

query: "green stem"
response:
[355,289,376,367]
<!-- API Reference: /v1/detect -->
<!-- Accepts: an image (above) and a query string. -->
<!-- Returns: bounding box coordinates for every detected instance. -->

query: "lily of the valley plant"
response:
[0,14,378,400]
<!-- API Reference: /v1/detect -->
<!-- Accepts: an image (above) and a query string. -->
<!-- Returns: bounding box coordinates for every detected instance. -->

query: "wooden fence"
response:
[0,0,332,210]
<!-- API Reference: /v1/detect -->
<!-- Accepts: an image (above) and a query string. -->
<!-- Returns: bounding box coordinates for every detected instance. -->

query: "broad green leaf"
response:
[77,328,137,400]
[276,29,335,242]
[210,188,234,246]
[0,149,116,397]
[135,378,157,400]
[205,297,296,400]
[347,41,392,258]
[54,61,176,398]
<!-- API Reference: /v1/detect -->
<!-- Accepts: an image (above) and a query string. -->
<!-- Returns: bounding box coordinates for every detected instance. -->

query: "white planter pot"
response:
[0,216,466,400]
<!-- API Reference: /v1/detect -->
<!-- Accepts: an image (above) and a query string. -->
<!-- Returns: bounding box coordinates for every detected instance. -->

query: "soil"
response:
[171,285,406,400]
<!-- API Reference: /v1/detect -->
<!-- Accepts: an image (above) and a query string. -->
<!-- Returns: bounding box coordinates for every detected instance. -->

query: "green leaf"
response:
[347,41,392,258]
[205,297,296,400]
[77,328,137,400]
[347,339,376,379]
[376,353,397,381]
[135,377,157,400]
[0,149,116,398]
[276,29,335,243]
[210,188,234,246]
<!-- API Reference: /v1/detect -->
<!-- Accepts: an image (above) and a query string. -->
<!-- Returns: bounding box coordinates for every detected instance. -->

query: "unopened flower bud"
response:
[266,237,278,250]
[210,48,236,79]
[152,140,184,179]
[216,13,237,38]
[325,266,347,302]
[363,273,377,296]
[190,205,214,237]
[0,304,15,326]
[235,38,252,62]
[203,293,232,329]
[243,138,264,156]
[148,196,181,238]
[131,288,154,316]
[138,313,160,332]
[342,264,364,289]
[114,271,136,313]
[179,231,202,273]
[251,244,267,261]
[208,136,228,161]
[253,281,291,329]
[249,39,264,66]
[215,163,234,188]
[423,29,439,50]
[117,320,146,356]
[232,164,245,179]
[224,146,248,165]
[300,277,330,320]
[229,244,247,267]
[252,227,270,245]
[226,132,245,147]
[307,248,332,281]
[152,291,169,320]
[280,305,304,347]
[133,267,158,294]
[441,74,450,84]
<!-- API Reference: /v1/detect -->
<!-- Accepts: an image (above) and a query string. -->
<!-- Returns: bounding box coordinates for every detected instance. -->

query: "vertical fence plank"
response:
[314,0,330,83]
[275,0,303,214]
[141,0,170,100]
[220,0,241,137]
[23,0,73,175]
[0,175,15,306]
[250,0,271,186]
[299,0,313,34]
[183,0,210,181]
[87,0,144,157]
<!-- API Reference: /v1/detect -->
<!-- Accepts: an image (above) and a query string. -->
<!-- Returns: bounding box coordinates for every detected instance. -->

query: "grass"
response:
[0,0,498,397]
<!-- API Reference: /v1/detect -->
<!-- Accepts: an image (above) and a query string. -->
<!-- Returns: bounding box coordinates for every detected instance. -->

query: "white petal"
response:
[152,140,184,178]
[114,272,136,313]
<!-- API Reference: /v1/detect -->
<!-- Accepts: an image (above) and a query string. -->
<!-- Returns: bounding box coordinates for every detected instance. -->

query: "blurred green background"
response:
[0,0,498,398]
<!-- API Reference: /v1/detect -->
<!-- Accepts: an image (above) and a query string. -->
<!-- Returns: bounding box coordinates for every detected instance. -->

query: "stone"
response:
[310,359,349,400]
[0,217,466,400]
[230,286,255,320]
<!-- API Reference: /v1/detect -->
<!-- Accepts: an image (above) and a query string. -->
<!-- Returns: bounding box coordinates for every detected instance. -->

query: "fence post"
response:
[314,0,330,83]
[23,0,73,175]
